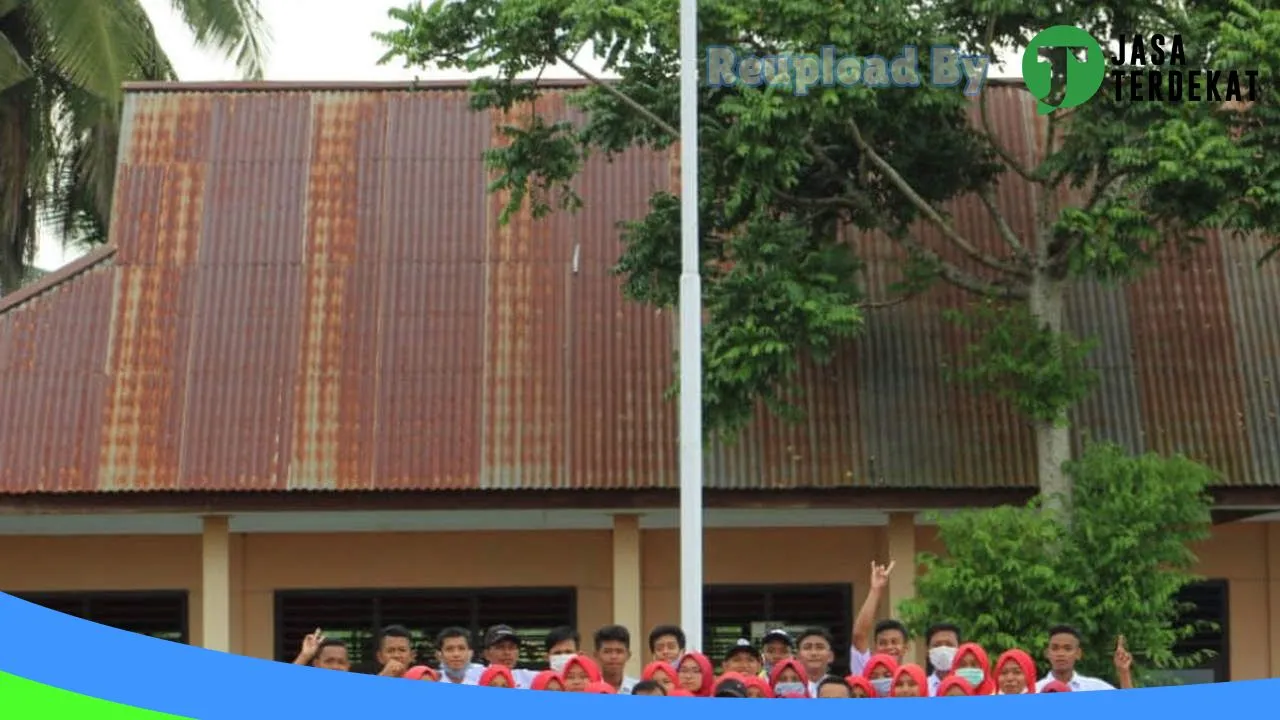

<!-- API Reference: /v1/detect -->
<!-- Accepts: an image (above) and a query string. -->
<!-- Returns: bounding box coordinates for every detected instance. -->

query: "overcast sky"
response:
[34,0,1018,269]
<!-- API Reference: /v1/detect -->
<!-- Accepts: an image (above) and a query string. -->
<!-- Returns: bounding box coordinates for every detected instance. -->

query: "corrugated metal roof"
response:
[0,82,1276,494]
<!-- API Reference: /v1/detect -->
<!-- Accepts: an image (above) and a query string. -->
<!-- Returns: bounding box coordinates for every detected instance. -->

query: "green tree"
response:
[899,443,1216,684]
[0,0,271,294]
[376,0,1276,512]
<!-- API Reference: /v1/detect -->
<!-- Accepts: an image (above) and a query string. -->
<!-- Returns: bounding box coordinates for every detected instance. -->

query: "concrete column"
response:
[885,512,919,663]
[612,514,643,677]
[201,515,232,653]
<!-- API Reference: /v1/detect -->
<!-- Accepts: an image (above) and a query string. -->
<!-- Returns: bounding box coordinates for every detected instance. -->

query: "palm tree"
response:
[0,0,270,294]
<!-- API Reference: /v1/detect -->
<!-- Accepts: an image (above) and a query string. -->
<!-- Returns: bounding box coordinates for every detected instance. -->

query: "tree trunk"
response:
[1028,269,1073,517]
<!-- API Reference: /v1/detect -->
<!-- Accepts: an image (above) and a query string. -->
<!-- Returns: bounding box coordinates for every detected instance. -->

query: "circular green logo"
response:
[1022,26,1106,114]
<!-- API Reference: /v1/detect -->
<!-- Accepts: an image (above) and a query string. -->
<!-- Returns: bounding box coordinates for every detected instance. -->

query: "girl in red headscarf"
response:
[949,643,996,695]
[585,681,616,694]
[675,652,715,696]
[1040,680,1072,693]
[742,675,774,698]
[402,666,438,681]
[935,676,975,697]
[531,670,564,691]
[890,664,929,697]
[561,655,602,692]
[844,675,876,698]
[668,688,696,697]
[861,653,899,697]
[642,661,678,693]
[478,665,516,688]
[768,658,810,698]
[993,649,1038,695]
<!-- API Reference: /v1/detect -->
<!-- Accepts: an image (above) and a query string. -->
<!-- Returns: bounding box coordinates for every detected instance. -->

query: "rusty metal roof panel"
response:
[0,254,115,492]
[1220,234,1280,487]
[1125,240,1255,484]
[2,84,1279,494]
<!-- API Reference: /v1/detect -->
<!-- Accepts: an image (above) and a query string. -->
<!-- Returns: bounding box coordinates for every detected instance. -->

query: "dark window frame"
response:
[9,589,190,644]
[1173,579,1230,682]
[273,586,578,670]
[703,583,853,674]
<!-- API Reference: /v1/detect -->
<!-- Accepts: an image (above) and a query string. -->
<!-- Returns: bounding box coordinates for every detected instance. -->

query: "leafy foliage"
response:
[944,301,1098,425]
[376,0,1280,440]
[0,0,270,294]
[900,443,1217,684]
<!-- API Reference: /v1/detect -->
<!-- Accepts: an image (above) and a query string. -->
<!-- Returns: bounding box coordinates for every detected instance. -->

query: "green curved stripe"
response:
[0,671,192,719]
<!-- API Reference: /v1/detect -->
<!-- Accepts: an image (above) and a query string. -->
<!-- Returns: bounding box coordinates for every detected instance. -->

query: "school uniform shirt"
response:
[614,676,640,694]
[461,664,539,688]
[441,662,488,684]
[1035,673,1115,691]
[928,672,943,696]
[849,648,871,676]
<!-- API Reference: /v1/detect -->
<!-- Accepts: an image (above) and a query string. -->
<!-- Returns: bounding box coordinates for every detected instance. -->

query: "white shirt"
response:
[461,664,540,688]
[1036,672,1115,691]
[849,648,871,676]
[928,673,942,696]
[441,662,487,684]
[614,676,639,694]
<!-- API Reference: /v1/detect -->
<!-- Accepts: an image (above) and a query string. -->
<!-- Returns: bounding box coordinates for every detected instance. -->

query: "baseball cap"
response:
[724,638,761,661]
[714,678,748,698]
[484,624,520,647]
[762,629,793,647]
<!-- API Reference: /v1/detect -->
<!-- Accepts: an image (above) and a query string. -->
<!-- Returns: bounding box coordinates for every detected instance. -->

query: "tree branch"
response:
[555,52,679,137]
[979,186,1031,264]
[896,232,1028,300]
[847,118,1032,279]
[981,15,1034,183]
[857,286,924,309]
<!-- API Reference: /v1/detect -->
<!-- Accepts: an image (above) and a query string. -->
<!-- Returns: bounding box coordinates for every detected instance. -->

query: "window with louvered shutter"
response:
[1169,579,1230,683]
[703,584,853,674]
[11,591,188,644]
[274,588,576,673]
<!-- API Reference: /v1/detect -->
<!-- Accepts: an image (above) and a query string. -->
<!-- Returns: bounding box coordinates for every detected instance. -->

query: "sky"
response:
[33,0,1018,270]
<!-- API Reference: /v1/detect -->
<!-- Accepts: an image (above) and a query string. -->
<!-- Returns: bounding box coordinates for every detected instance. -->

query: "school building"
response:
[0,81,1276,682]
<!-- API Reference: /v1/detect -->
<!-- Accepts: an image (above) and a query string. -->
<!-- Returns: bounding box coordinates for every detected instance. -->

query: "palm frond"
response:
[170,0,271,79]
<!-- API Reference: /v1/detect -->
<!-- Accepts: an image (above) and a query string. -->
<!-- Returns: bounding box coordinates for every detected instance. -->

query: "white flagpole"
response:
[677,0,704,651]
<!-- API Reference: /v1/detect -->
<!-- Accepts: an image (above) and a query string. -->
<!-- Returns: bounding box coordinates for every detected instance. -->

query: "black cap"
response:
[714,678,748,698]
[724,638,761,661]
[762,629,792,647]
[484,624,519,648]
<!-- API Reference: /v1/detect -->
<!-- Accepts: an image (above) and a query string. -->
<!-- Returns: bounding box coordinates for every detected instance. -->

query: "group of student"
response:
[289,562,1135,698]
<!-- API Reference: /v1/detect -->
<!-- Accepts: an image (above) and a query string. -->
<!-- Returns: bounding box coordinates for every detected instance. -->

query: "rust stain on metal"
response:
[2,84,1279,495]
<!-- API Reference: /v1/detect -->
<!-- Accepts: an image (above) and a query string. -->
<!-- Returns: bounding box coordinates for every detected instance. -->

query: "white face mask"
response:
[869,677,893,696]
[955,668,985,686]
[928,646,957,672]
[774,682,807,698]
[548,654,572,672]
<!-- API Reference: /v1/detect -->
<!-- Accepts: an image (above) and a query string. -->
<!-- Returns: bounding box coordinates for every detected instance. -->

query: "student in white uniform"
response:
[848,561,910,675]
[647,624,686,666]
[922,623,963,696]
[436,626,485,684]
[464,625,540,688]
[794,627,836,696]
[545,625,581,674]
[593,624,640,693]
[1035,625,1133,691]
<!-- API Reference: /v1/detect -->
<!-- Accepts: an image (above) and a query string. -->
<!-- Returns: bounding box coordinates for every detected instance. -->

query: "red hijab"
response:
[890,664,929,697]
[935,675,976,696]
[641,660,678,686]
[478,665,516,688]
[768,658,810,697]
[951,643,996,695]
[743,675,774,698]
[668,688,696,697]
[562,655,602,691]
[402,665,438,681]
[1041,680,1072,693]
[676,652,715,696]
[844,675,876,698]
[530,670,563,690]
[585,681,616,694]
[994,649,1038,695]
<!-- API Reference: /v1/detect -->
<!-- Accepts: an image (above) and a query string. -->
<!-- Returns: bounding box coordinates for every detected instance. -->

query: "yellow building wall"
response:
[0,522,1275,678]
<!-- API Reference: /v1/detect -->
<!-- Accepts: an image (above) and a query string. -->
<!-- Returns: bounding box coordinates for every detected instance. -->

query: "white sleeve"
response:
[849,647,871,676]
[513,668,539,689]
